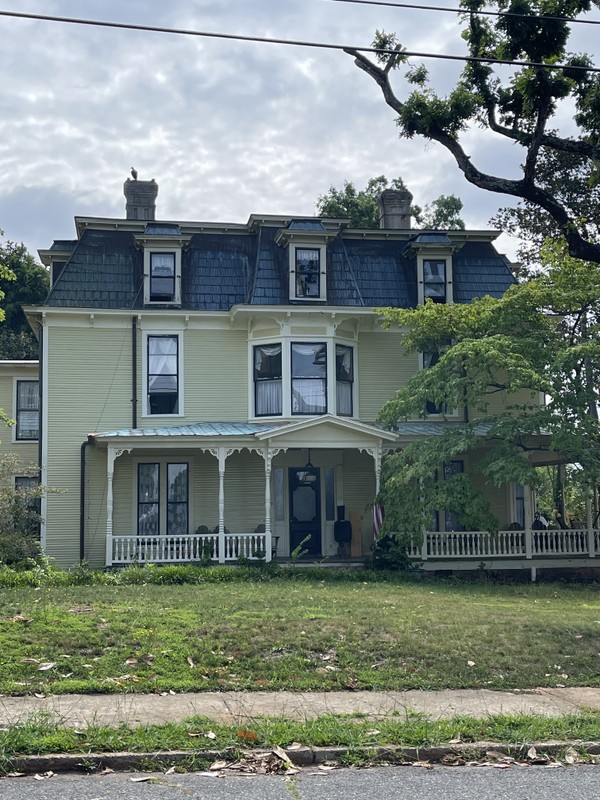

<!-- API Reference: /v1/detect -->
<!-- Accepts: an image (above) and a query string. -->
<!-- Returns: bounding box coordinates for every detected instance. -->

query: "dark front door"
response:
[289,467,322,556]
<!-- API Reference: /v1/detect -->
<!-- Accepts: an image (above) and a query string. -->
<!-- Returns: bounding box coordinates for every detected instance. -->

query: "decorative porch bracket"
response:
[106,447,132,567]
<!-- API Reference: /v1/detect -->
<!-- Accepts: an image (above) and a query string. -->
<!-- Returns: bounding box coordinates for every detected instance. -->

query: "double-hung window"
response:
[147,335,179,415]
[16,380,39,440]
[254,344,282,416]
[294,248,321,299]
[150,253,176,302]
[423,259,447,303]
[291,342,327,415]
[336,344,353,416]
[138,462,189,536]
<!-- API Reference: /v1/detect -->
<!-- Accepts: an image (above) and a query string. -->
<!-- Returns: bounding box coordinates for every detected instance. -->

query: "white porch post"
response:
[373,445,382,496]
[106,447,117,567]
[586,488,595,557]
[217,448,227,564]
[105,447,131,566]
[264,448,273,563]
[524,485,533,559]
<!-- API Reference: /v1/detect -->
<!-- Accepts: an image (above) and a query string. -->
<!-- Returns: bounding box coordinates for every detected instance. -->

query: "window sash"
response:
[138,463,159,536]
[147,335,179,415]
[335,345,353,416]
[295,248,321,298]
[291,342,327,415]
[16,380,39,440]
[167,463,188,536]
[254,345,283,416]
[424,260,446,302]
[150,253,176,301]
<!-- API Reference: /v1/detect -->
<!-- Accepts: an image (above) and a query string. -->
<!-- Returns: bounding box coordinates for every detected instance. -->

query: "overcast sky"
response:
[0,0,597,263]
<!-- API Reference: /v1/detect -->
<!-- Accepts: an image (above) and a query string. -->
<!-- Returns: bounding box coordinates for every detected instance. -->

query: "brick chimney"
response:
[123,178,158,220]
[377,188,412,229]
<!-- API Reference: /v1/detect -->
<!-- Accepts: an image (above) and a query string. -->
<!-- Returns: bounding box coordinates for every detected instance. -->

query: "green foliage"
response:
[316,175,464,229]
[0,236,49,359]
[376,240,600,527]
[0,456,42,567]
[370,534,413,570]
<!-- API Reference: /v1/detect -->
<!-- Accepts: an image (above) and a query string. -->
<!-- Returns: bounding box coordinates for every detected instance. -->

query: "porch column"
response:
[105,447,131,566]
[371,445,383,496]
[586,488,595,557]
[217,448,228,564]
[524,484,533,559]
[106,447,116,566]
[264,448,274,563]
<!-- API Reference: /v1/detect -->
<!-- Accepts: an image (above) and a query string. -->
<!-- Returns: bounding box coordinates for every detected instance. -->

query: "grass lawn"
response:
[0,574,599,695]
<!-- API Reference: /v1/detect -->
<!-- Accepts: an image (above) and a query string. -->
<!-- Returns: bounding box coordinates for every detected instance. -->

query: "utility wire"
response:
[319,0,600,26]
[0,9,598,73]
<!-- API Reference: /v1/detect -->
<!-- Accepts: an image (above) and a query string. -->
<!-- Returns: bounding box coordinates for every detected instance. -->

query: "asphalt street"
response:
[0,766,598,799]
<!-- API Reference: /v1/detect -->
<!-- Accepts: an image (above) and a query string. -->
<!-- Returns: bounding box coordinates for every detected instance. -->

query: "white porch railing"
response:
[408,528,597,561]
[108,532,268,566]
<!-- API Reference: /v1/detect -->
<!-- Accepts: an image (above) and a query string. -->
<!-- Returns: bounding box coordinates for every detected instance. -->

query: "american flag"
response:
[372,504,384,540]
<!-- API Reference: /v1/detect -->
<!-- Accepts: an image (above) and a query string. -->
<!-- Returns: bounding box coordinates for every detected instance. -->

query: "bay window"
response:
[253,340,354,417]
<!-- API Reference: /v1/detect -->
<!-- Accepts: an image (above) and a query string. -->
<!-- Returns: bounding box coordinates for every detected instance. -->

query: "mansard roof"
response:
[43,215,515,311]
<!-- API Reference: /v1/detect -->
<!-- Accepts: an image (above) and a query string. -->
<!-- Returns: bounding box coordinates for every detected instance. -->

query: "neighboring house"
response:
[14,179,596,575]
[0,360,40,490]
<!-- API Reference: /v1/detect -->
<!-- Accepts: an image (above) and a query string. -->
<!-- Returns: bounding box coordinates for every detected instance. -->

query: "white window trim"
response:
[143,247,182,305]
[289,244,327,302]
[417,253,453,306]
[249,336,357,420]
[12,377,39,443]
[141,331,185,418]
[132,456,193,537]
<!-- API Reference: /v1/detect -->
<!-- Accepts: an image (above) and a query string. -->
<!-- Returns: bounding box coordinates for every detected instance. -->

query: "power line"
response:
[319,0,600,26]
[0,9,598,73]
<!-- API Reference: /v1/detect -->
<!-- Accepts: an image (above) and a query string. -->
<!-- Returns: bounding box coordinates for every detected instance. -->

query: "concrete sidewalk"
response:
[1,687,599,729]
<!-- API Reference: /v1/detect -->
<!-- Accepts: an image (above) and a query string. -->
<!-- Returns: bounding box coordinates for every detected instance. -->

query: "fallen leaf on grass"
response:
[210,760,228,771]
[124,658,138,666]
[467,660,476,667]
[272,745,294,766]
[37,663,56,671]
[237,729,259,742]
[164,766,176,775]
[287,742,305,750]
[187,656,195,668]
[20,658,39,664]
[67,605,93,614]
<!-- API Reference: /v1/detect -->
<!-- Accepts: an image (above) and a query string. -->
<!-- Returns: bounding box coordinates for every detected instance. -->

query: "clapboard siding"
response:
[358,332,418,422]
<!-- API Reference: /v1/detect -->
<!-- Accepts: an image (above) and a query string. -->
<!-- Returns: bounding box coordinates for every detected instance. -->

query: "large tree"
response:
[317,175,465,229]
[375,240,600,538]
[0,236,49,360]
[345,0,600,264]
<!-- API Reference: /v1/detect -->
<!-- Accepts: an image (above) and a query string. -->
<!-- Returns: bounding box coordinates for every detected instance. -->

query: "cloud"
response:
[0,0,568,263]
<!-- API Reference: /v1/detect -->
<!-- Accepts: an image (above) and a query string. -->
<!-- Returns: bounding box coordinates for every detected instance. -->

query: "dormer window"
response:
[274,219,341,303]
[137,223,190,306]
[150,252,176,301]
[295,248,321,298]
[423,260,447,303]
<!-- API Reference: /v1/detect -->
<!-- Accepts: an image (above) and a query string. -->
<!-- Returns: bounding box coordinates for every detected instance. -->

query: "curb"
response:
[5,741,600,775]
